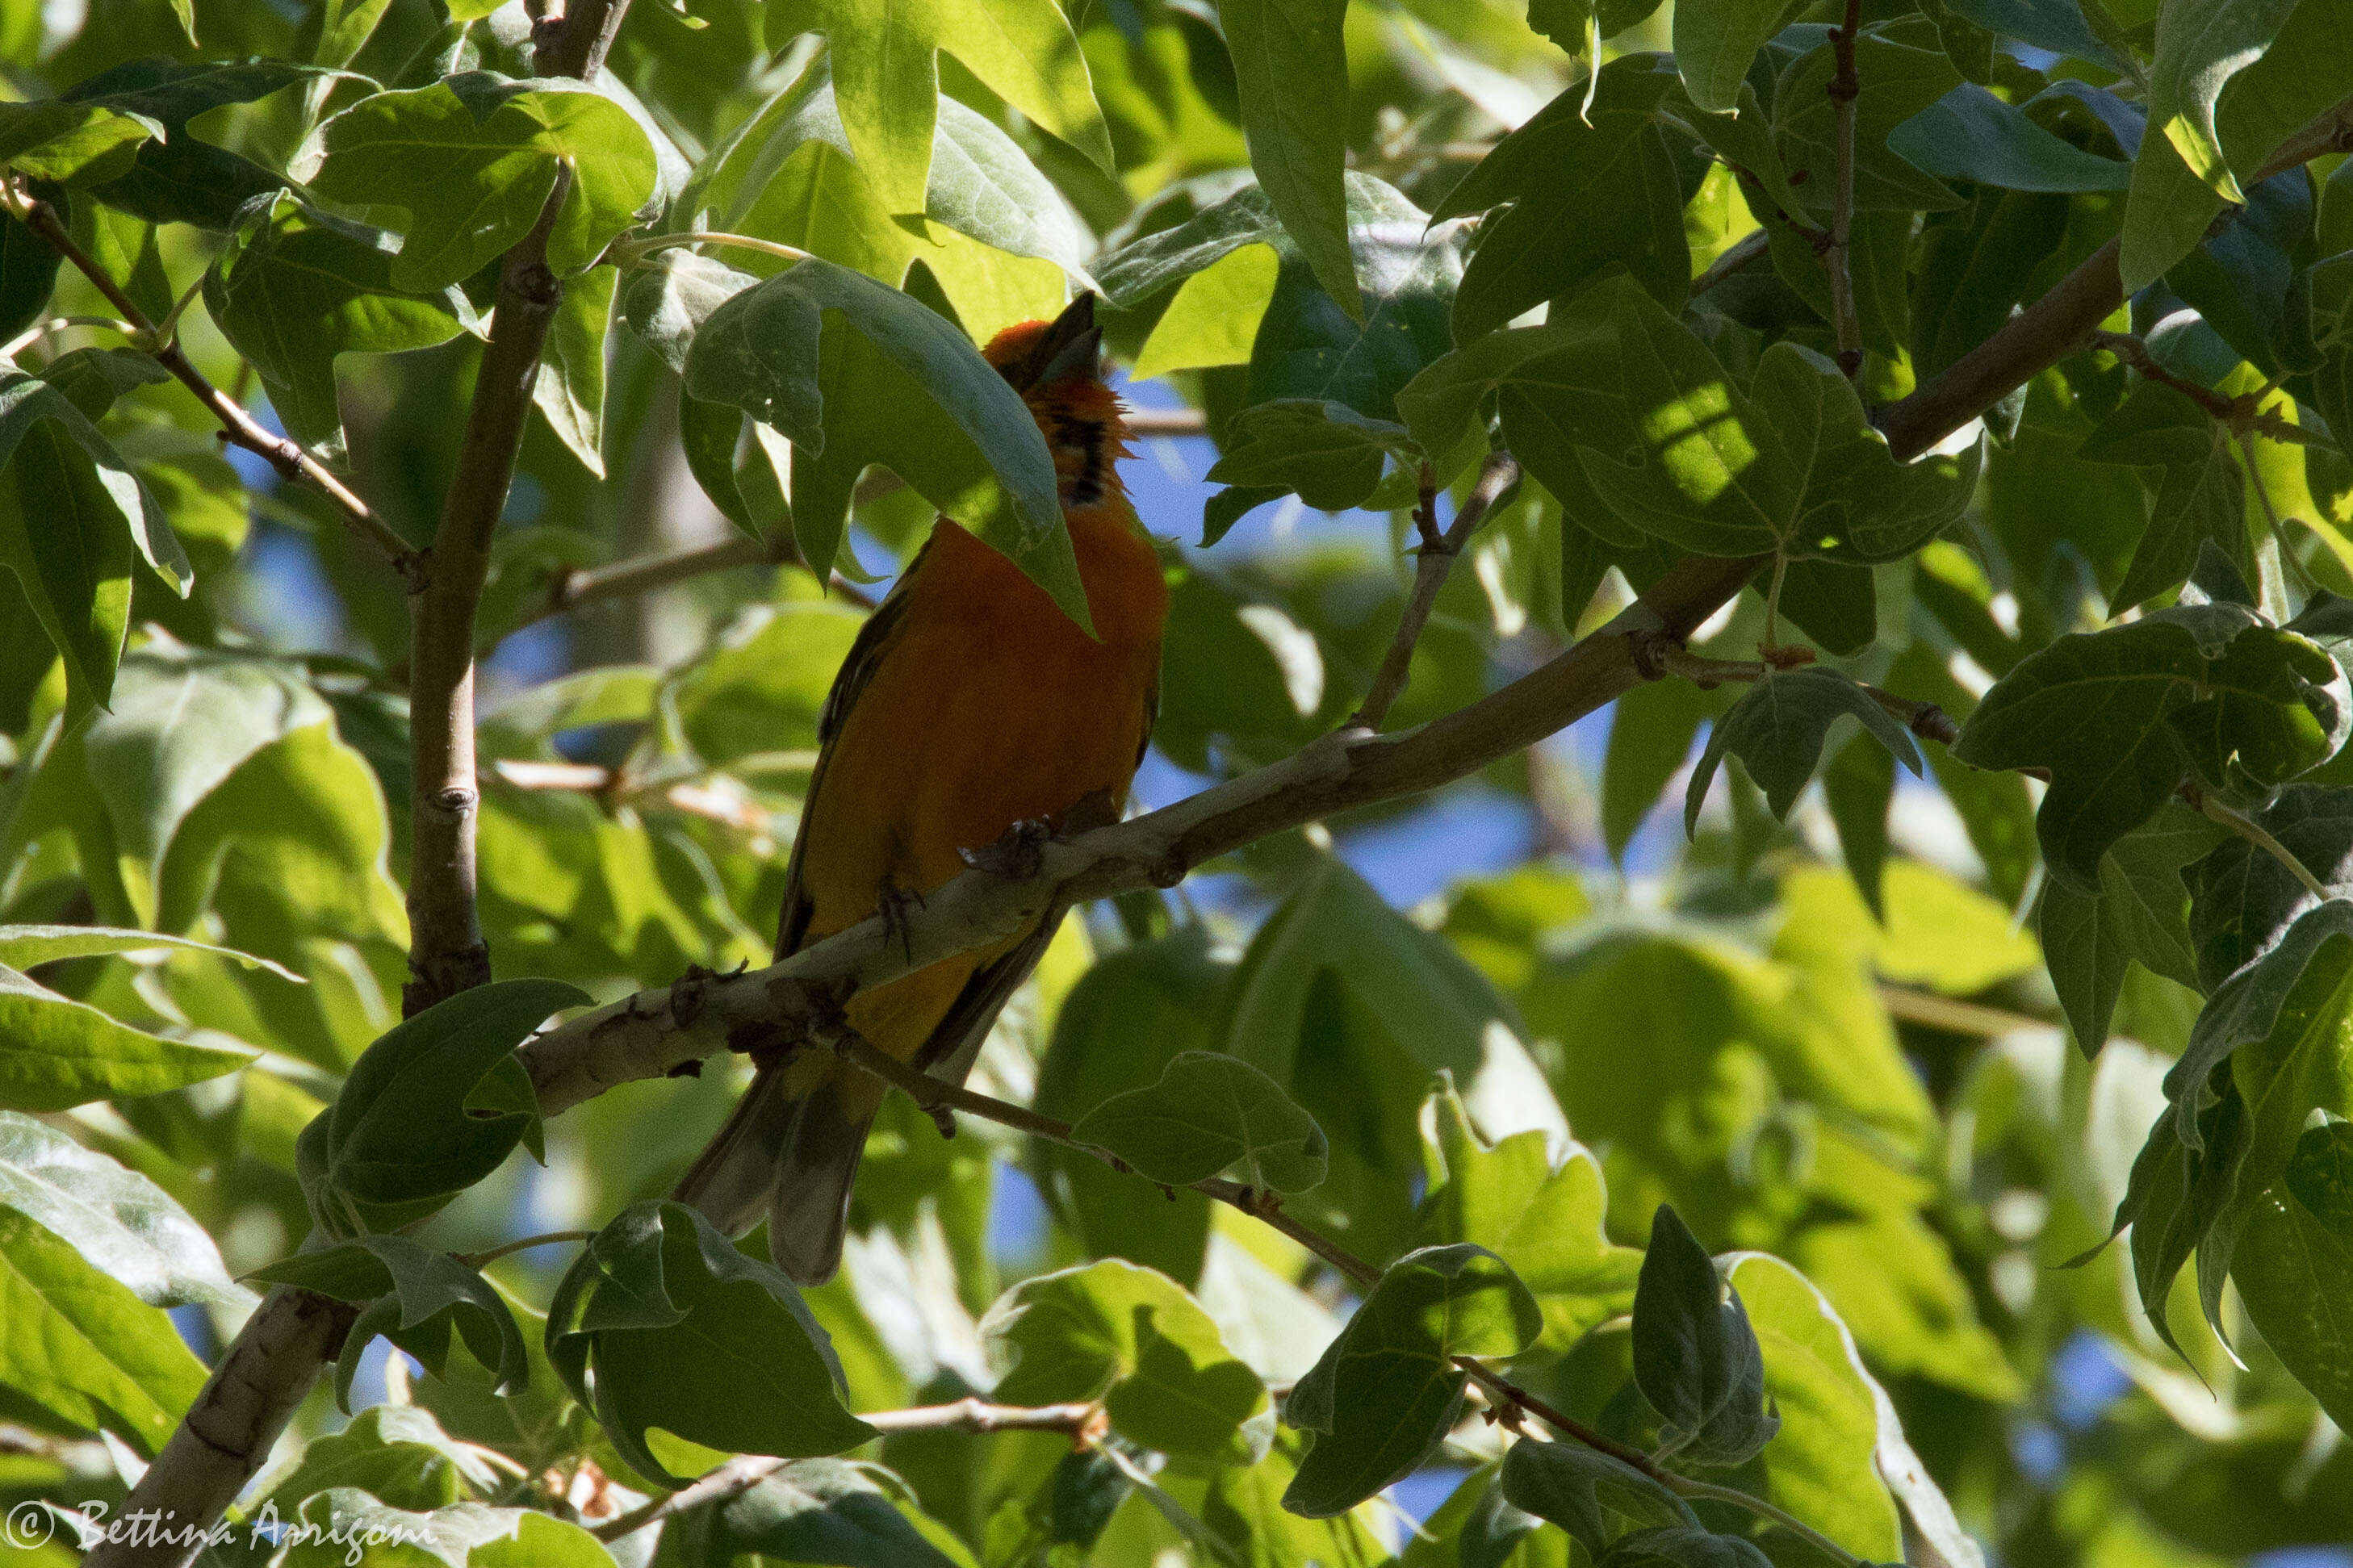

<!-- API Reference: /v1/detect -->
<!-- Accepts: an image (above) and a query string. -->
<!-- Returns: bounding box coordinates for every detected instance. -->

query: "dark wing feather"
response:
[772,537,933,960]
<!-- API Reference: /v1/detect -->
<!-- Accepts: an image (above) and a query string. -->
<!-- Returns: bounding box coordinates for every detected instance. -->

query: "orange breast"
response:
[790,504,1166,1061]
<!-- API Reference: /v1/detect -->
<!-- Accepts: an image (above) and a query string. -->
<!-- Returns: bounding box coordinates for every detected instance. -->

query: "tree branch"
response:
[1350,453,1520,731]
[405,2,637,1016]
[518,549,1768,1115]
[1823,0,1865,380]
[0,181,420,578]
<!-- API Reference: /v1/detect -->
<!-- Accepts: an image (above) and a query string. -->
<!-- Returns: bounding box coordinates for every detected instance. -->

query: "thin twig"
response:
[517,532,877,635]
[1878,985,2047,1039]
[1350,453,1520,731]
[0,313,140,358]
[1823,0,1865,381]
[0,180,420,579]
[1653,647,1958,746]
[1454,1360,1662,1478]
[592,1400,1099,1541]
[2087,330,2234,419]
[1122,407,1208,438]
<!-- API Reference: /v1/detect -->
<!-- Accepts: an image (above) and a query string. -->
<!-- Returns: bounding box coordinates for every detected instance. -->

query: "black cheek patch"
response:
[1055,412,1108,506]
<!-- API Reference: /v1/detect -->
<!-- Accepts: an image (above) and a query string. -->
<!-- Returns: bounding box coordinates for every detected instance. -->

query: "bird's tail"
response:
[670,1064,875,1286]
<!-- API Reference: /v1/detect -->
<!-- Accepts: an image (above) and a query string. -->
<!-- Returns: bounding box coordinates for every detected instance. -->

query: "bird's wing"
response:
[911,654,1162,1089]
[772,536,935,960]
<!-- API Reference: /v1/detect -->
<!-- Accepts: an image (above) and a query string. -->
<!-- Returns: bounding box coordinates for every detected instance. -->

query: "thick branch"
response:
[1350,453,1520,731]
[2,185,417,576]
[406,3,636,1015]
[1878,90,2353,461]
[519,550,1765,1113]
[1823,0,1864,380]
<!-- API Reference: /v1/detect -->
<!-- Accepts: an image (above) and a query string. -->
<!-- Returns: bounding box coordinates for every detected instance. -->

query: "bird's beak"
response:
[1007,293,1103,391]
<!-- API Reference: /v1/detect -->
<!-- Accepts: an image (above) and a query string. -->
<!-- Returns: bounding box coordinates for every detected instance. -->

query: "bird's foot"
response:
[875,875,926,961]
[961,817,1053,880]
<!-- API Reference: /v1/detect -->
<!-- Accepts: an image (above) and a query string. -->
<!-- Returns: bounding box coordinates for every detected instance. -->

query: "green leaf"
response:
[279,1491,614,1568]
[61,59,345,228]
[2040,808,2228,1056]
[0,102,157,184]
[1909,186,2073,383]
[2186,785,2353,990]
[0,922,303,981]
[1954,616,2349,891]
[664,1457,974,1568]
[0,963,250,1112]
[1283,1243,1541,1516]
[1499,1441,1697,1560]
[1436,58,1690,340]
[203,192,479,461]
[307,73,658,291]
[680,257,1084,628]
[1677,0,1796,114]
[1685,667,1924,834]
[1400,283,1980,562]
[982,1257,1271,1463]
[408,1282,584,1477]
[304,977,587,1237]
[0,367,182,715]
[546,1200,873,1486]
[1942,0,2121,69]
[1203,399,1424,516]
[1133,245,1279,378]
[1823,728,1895,917]
[246,1233,527,1413]
[1070,1049,1328,1194]
[772,0,1114,216]
[2162,902,2353,1162]
[1215,0,1359,319]
[1888,82,2133,192]
[1603,677,1710,862]
[2146,0,2299,205]
[1631,1205,1779,1468]
[532,263,614,477]
[1417,1077,1643,1355]
[1597,1527,1773,1567]
[2231,1167,2353,1432]
[1721,1254,1905,1562]
[0,198,66,342]
[0,1110,245,1307]
[2077,381,2248,612]
[676,64,1070,342]
[249,1404,499,1519]
[0,1207,207,1455]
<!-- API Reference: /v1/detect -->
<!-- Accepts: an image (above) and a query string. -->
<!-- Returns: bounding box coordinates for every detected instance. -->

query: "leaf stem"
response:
[0,177,419,579]
[463,1230,595,1268]
[0,314,141,359]
[612,230,816,270]
[2199,795,2331,901]
[1823,0,1865,381]
[1350,453,1520,732]
[1759,550,1790,652]
[1652,646,1960,746]
[1670,1476,1870,1568]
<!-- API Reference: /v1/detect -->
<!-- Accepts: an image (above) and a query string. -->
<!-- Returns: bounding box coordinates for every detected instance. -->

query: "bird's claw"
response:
[875,876,926,961]
[961,817,1053,880]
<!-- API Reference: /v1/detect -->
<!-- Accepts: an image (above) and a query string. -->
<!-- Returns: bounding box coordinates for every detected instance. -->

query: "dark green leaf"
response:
[680,257,1082,627]
[1823,729,1895,918]
[304,976,587,1236]
[1204,399,1423,513]
[2232,1171,2353,1431]
[2040,808,2227,1056]
[61,59,347,228]
[671,1457,969,1568]
[1604,676,1710,862]
[1955,616,2348,890]
[1597,1527,1773,1568]
[2078,380,2249,612]
[1773,23,1963,215]
[1500,1429,1697,1558]
[546,1200,873,1486]
[0,102,157,184]
[246,1233,526,1412]
[1283,1243,1541,1516]
[1685,667,1924,834]
[1888,82,2132,192]
[1070,1049,1327,1194]
[1631,1205,1780,1468]
[2187,786,2353,990]
[1215,0,1359,319]
[203,192,479,460]
[1438,58,1690,339]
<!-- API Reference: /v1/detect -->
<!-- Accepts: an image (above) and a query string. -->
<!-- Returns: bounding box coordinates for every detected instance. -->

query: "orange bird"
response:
[673,295,1167,1282]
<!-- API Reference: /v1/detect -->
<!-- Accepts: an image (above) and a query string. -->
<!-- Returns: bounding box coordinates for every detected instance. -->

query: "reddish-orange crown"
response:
[984,293,1124,433]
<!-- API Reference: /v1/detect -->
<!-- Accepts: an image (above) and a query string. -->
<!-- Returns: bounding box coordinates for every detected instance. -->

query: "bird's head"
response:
[983,293,1127,511]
